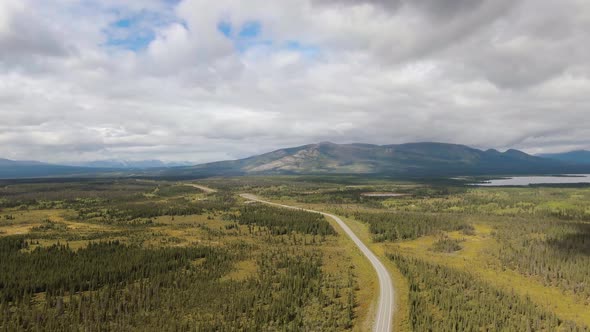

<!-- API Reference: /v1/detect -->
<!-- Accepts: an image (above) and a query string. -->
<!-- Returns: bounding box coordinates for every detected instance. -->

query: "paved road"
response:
[240,194,395,332]
[183,183,217,193]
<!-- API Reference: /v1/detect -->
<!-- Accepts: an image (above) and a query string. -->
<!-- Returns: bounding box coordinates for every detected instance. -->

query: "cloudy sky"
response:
[1,0,589,163]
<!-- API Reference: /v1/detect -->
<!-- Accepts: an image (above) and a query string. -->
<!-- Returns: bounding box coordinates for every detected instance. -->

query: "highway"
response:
[240,193,395,332]
[183,183,217,193]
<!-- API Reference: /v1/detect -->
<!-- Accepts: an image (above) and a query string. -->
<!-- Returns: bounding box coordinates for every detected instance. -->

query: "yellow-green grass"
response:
[391,224,590,328]
[1,210,109,243]
[221,259,258,281]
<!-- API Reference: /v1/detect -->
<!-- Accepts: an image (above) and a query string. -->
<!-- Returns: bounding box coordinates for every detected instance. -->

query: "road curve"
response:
[240,194,395,332]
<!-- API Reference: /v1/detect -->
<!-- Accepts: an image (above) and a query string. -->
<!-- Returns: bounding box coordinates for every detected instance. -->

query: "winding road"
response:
[240,193,395,332]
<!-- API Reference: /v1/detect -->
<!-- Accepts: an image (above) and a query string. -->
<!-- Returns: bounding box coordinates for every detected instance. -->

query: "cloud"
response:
[0,0,589,163]
[0,1,70,67]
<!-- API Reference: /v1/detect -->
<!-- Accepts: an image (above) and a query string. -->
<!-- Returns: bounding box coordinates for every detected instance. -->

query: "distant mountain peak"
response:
[3,142,589,179]
[66,159,193,169]
[317,141,336,146]
[159,141,587,177]
[538,150,590,164]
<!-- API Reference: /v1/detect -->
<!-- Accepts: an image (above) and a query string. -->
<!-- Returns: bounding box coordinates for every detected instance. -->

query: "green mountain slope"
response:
[0,159,112,179]
[160,142,587,177]
[538,150,590,164]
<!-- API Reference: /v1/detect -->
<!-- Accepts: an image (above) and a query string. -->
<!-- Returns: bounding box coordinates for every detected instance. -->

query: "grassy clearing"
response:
[390,225,590,327]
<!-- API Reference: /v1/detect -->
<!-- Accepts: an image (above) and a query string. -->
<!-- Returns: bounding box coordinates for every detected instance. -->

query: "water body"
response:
[476,174,590,186]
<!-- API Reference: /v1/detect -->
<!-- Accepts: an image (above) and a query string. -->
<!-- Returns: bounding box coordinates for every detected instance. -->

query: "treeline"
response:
[293,189,366,204]
[380,188,590,221]
[1,242,354,331]
[233,205,336,236]
[0,236,228,302]
[76,197,233,223]
[389,254,586,331]
[0,181,230,212]
[353,212,472,242]
[153,184,203,197]
[0,180,157,208]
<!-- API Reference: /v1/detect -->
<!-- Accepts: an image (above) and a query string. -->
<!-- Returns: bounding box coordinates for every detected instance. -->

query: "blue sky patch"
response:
[236,40,273,53]
[104,15,154,51]
[114,18,132,28]
[239,21,261,38]
[106,33,155,51]
[216,19,268,52]
[285,41,320,57]
[217,21,232,37]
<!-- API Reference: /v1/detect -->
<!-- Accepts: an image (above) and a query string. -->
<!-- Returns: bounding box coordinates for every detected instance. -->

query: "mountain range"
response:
[537,150,590,164]
[0,158,188,179]
[0,159,108,179]
[155,142,590,178]
[2,142,590,179]
[65,159,193,169]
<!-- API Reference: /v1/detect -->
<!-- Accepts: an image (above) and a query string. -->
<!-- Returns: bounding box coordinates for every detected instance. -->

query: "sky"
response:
[0,0,589,163]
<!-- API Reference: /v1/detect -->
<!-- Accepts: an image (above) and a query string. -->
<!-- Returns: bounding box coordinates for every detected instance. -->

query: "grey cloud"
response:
[314,0,498,21]
[0,3,69,67]
[410,0,488,21]
[0,0,589,163]
[312,0,404,11]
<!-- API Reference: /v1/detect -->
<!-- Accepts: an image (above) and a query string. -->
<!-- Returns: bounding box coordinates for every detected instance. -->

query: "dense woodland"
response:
[0,237,227,302]
[492,217,590,300]
[234,204,336,236]
[353,211,473,242]
[0,180,355,331]
[1,240,353,330]
[389,254,586,331]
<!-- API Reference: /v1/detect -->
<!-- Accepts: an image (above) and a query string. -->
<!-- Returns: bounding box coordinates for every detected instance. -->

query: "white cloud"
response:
[0,0,589,163]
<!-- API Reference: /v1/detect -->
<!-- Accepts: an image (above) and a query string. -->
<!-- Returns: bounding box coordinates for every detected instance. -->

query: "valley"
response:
[1,176,589,331]
[3,0,588,330]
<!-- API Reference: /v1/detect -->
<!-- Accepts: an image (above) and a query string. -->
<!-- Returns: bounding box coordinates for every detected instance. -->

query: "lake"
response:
[476,174,590,186]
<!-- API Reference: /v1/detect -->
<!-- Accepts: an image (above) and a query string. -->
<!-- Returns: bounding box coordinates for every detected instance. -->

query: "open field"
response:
[1,176,589,331]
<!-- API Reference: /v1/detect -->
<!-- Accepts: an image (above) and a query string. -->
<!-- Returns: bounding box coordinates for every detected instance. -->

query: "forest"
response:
[352,211,473,242]
[233,204,336,236]
[1,177,589,331]
[0,179,357,331]
[389,254,583,331]
[211,176,590,330]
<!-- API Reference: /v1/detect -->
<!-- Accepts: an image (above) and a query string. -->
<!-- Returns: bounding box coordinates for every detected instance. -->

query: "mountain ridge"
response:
[157,142,590,178]
[65,159,193,169]
[3,142,590,179]
[538,150,590,164]
[0,158,113,179]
